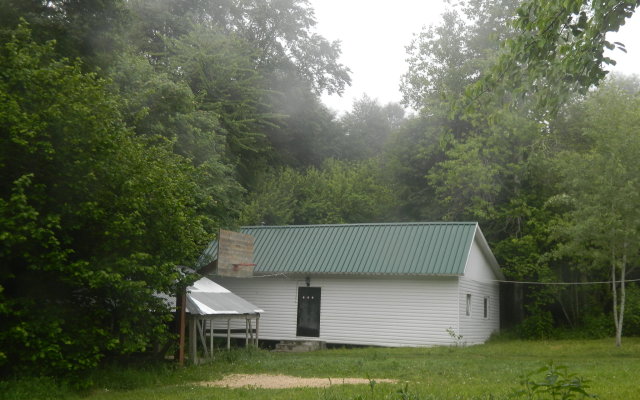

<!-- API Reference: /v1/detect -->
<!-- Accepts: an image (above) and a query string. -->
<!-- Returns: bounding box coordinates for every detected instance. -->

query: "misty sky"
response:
[310,0,640,115]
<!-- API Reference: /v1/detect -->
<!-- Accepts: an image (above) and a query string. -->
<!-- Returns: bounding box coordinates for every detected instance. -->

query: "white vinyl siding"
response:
[214,275,460,347]
[458,276,499,344]
[214,276,299,339]
[456,236,501,343]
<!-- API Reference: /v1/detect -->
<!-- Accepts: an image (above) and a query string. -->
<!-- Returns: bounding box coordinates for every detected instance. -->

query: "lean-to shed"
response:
[169,276,263,363]
[198,222,503,347]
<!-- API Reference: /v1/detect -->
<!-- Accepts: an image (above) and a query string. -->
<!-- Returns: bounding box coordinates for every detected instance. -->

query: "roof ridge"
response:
[242,221,478,229]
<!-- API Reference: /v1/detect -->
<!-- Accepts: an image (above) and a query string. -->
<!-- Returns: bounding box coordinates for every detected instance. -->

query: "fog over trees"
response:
[1,0,639,380]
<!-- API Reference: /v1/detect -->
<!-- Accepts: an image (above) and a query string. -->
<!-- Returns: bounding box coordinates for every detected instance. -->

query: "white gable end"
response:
[464,238,498,281]
[462,227,503,281]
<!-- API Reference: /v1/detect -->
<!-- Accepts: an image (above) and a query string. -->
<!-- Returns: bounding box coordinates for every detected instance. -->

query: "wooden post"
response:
[227,319,231,350]
[255,316,260,347]
[189,317,197,365]
[209,319,214,359]
[178,293,186,366]
[245,318,249,347]
[197,319,209,358]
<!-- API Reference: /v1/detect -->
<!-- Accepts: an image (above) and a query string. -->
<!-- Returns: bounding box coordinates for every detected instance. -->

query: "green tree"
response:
[168,26,275,182]
[402,0,519,113]
[297,159,399,224]
[392,6,477,220]
[239,167,303,225]
[398,0,536,230]
[106,51,244,226]
[339,95,405,161]
[0,0,127,67]
[0,25,212,377]
[467,0,638,112]
[261,78,345,168]
[240,159,399,225]
[384,116,447,220]
[402,9,479,112]
[121,0,351,184]
[551,78,640,346]
[126,0,351,95]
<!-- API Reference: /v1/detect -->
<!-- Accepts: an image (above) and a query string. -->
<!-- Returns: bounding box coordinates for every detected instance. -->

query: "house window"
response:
[483,297,489,319]
[466,294,471,316]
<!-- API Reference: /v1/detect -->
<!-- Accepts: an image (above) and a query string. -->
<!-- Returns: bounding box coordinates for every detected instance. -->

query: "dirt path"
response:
[199,374,398,389]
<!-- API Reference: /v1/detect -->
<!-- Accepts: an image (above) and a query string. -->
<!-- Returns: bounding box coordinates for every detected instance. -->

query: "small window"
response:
[466,294,471,316]
[483,297,489,319]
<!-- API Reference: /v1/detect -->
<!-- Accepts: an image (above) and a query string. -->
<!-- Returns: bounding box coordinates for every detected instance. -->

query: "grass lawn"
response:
[3,338,640,399]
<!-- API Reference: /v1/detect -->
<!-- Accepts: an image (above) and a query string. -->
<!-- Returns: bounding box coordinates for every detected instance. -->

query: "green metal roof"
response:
[198,222,492,276]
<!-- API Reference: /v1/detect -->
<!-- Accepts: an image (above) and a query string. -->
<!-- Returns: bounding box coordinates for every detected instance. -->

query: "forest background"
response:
[1,0,640,381]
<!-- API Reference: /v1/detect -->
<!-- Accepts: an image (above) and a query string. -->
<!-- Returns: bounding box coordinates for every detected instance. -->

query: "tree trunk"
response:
[612,254,619,346]
[617,253,627,347]
[555,290,573,327]
[612,247,627,348]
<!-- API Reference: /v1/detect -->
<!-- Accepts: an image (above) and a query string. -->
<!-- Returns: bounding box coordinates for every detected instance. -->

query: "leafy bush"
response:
[511,362,596,399]
[623,284,640,337]
[516,312,554,339]
[577,313,613,339]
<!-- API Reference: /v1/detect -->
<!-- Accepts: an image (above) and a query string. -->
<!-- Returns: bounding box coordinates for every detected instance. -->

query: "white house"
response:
[198,222,504,347]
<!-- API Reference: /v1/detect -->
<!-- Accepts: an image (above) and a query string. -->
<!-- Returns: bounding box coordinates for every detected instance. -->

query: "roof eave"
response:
[251,271,462,278]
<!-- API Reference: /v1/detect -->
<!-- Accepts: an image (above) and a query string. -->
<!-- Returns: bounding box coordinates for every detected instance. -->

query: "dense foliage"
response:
[0,25,210,377]
[1,0,639,382]
[466,0,639,112]
[240,158,399,225]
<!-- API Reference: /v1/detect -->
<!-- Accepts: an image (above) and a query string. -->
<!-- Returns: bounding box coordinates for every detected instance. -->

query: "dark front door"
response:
[296,287,321,337]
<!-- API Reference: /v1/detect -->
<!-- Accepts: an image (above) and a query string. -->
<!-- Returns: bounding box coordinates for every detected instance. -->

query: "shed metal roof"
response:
[186,277,263,315]
[198,222,499,277]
